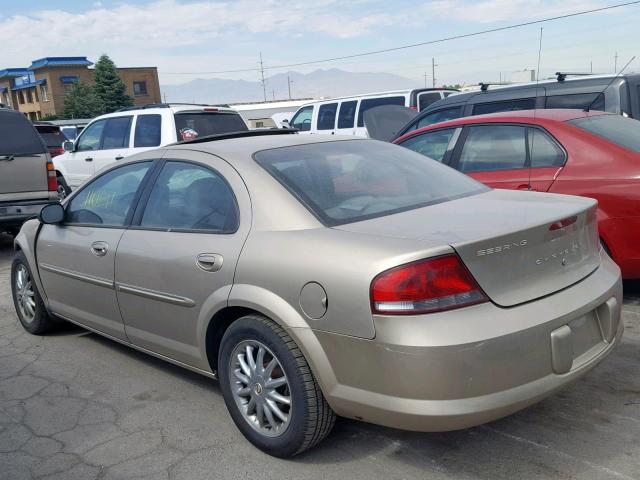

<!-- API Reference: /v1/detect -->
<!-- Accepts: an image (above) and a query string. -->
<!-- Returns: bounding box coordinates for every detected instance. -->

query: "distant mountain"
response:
[161,68,419,104]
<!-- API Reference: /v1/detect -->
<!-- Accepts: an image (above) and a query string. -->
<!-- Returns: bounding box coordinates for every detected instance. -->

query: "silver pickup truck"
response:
[0,108,58,236]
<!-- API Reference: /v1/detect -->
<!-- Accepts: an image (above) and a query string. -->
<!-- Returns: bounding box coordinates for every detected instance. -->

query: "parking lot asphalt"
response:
[0,233,639,480]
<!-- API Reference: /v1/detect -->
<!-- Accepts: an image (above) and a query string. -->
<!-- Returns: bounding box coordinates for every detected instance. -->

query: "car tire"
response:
[11,251,56,335]
[56,174,71,200]
[218,314,335,457]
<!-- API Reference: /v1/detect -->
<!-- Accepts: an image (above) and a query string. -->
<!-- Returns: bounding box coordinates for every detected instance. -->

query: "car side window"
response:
[140,162,238,233]
[472,98,536,115]
[75,120,106,152]
[415,107,462,130]
[337,100,357,128]
[66,162,152,226]
[528,128,565,168]
[399,128,456,163]
[418,92,442,111]
[458,125,527,173]
[101,116,133,150]
[357,96,405,127]
[134,114,162,147]
[317,103,338,130]
[290,106,313,131]
[545,93,605,111]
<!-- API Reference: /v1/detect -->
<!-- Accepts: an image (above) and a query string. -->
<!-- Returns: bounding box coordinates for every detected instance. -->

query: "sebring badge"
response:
[476,240,528,257]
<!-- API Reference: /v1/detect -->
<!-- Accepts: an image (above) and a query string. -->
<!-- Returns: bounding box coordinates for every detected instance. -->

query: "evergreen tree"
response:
[61,82,103,119]
[93,54,133,113]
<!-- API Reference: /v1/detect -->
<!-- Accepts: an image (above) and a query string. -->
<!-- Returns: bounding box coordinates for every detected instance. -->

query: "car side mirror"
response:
[39,203,65,224]
[62,140,74,152]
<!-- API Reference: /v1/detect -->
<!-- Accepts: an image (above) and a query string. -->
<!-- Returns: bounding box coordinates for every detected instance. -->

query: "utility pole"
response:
[424,72,428,88]
[614,52,618,72]
[287,75,293,100]
[272,89,275,101]
[499,72,502,84]
[590,61,593,73]
[259,52,267,102]
[431,58,437,88]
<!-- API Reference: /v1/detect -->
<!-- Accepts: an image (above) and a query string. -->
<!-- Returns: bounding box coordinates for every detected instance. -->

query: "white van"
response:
[286,88,457,136]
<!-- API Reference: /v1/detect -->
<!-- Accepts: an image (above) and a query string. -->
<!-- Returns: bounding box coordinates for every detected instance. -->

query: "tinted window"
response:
[66,162,151,226]
[569,115,640,153]
[357,96,405,127]
[141,162,238,232]
[472,98,536,115]
[415,107,462,130]
[528,128,565,167]
[76,120,106,152]
[337,100,357,129]
[418,92,442,111]
[174,112,247,141]
[400,128,456,163]
[546,93,604,111]
[458,125,527,173]
[317,103,338,130]
[101,116,132,150]
[255,140,486,226]
[35,126,65,148]
[0,112,46,155]
[134,114,162,147]
[290,106,313,131]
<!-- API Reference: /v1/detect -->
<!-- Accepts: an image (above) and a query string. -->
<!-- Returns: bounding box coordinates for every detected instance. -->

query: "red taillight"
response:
[370,254,487,315]
[409,105,418,111]
[549,215,577,231]
[46,161,57,192]
[203,108,219,112]
[49,147,64,158]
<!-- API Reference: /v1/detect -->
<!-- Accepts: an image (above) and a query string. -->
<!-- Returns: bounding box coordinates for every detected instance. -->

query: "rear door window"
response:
[76,120,106,152]
[418,92,442,111]
[357,96,405,127]
[134,114,162,147]
[546,93,605,110]
[399,128,457,162]
[317,103,338,130]
[457,125,527,173]
[101,116,133,150]
[290,106,313,131]
[569,114,640,153]
[528,128,565,167]
[0,112,45,155]
[174,112,247,141]
[337,100,357,128]
[472,98,536,115]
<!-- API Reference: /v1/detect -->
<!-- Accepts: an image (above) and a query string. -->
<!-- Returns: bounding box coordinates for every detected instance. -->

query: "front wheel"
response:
[218,315,335,457]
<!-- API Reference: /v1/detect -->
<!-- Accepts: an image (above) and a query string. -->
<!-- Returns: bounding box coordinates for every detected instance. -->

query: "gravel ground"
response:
[0,232,639,480]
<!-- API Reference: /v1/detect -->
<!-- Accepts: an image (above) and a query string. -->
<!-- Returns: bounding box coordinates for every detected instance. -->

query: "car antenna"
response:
[529,27,544,191]
[584,55,635,112]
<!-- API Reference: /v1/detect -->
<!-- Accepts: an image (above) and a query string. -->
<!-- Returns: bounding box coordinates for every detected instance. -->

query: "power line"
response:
[161,1,640,75]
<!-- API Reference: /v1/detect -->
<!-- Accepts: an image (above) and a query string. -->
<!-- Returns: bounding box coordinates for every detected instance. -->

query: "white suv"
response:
[55,104,248,190]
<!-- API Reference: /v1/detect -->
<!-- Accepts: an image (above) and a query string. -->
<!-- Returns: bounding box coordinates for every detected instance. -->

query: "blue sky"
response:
[1,0,638,88]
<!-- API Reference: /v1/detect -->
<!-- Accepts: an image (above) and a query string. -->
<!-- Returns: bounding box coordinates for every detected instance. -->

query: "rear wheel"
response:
[56,173,71,200]
[218,314,335,457]
[11,251,56,335]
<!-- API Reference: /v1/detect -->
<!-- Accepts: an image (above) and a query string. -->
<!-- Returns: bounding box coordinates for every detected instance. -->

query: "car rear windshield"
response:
[254,140,487,226]
[568,115,640,153]
[36,126,67,147]
[0,112,46,155]
[174,112,247,141]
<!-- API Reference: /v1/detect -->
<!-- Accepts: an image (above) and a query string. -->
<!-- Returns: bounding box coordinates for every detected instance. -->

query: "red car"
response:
[393,109,640,278]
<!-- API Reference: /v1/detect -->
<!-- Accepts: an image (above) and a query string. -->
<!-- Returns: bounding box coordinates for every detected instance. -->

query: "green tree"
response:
[61,82,103,119]
[41,113,59,121]
[93,54,133,113]
[442,84,462,90]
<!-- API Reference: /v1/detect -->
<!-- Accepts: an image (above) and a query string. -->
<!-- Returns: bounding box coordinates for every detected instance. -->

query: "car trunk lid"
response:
[335,189,601,307]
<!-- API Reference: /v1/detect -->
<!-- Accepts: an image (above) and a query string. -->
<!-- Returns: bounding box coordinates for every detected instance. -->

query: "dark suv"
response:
[396,73,640,138]
[0,108,58,235]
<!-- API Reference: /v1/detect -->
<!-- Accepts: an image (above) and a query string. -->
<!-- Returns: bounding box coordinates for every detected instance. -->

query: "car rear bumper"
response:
[304,251,622,432]
[0,199,51,225]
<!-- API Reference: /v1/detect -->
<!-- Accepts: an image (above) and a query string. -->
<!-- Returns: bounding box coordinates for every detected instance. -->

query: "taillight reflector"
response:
[46,161,57,192]
[370,254,487,315]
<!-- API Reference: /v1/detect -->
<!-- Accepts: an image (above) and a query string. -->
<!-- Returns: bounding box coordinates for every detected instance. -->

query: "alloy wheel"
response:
[15,264,36,324]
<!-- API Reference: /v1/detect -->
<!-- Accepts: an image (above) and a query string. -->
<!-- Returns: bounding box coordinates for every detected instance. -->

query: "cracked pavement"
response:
[0,233,639,480]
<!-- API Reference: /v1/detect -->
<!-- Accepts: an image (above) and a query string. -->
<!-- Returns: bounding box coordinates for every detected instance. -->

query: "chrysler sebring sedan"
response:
[12,131,622,457]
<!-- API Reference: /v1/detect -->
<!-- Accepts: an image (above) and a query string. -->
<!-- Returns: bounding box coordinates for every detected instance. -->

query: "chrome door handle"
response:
[85,157,93,162]
[90,241,109,257]
[196,253,223,272]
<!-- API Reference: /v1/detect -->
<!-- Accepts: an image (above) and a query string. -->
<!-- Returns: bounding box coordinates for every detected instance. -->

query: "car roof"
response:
[90,104,238,121]
[297,88,457,107]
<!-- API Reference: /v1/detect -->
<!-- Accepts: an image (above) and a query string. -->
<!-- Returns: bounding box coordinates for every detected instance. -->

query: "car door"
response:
[289,105,314,134]
[527,127,567,191]
[451,124,531,190]
[36,160,154,340]
[59,119,107,187]
[94,115,134,172]
[335,100,357,135]
[114,151,251,370]
[397,127,461,164]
